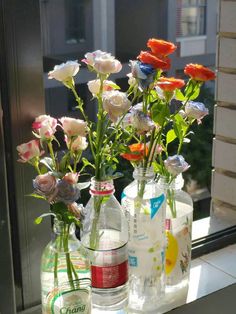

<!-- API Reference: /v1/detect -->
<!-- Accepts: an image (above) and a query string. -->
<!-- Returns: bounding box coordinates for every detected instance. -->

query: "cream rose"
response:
[84,50,122,74]
[71,136,88,151]
[60,117,87,137]
[102,91,131,122]
[87,79,116,95]
[48,61,80,82]
[17,140,43,162]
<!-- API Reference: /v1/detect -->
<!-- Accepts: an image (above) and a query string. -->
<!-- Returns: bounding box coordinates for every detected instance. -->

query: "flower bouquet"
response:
[120,38,215,308]
[17,115,91,313]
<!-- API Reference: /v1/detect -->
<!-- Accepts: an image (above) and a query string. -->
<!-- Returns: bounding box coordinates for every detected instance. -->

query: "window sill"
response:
[176,35,207,42]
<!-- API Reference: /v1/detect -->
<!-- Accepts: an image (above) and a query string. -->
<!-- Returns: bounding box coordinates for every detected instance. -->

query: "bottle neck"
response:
[53,219,76,236]
[158,174,184,190]
[133,166,155,181]
[89,177,114,196]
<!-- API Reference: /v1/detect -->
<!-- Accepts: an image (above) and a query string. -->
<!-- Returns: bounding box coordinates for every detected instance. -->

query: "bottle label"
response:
[46,286,91,314]
[91,260,128,288]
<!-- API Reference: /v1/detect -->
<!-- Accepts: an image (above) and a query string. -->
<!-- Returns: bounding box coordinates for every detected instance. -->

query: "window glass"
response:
[177,0,206,37]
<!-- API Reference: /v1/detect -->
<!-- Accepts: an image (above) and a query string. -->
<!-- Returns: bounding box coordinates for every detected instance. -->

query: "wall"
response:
[212,1,236,217]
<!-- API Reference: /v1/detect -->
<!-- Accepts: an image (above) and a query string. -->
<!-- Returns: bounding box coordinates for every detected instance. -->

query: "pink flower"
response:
[17,140,44,162]
[33,173,58,201]
[63,173,79,185]
[32,115,57,139]
[60,117,87,137]
[84,50,122,74]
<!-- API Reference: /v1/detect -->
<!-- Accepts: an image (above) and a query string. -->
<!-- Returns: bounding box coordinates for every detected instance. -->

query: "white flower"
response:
[87,79,117,95]
[48,61,80,82]
[130,110,155,135]
[84,50,122,74]
[60,117,87,137]
[102,91,131,122]
[71,136,88,151]
[185,101,209,120]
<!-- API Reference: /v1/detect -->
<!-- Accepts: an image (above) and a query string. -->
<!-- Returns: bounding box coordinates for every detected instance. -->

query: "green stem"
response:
[63,224,75,290]
[89,196,102,249]
[48,141,57,170]
[70,84,96,160]
[54,252,58,285]
[167,188,177,218]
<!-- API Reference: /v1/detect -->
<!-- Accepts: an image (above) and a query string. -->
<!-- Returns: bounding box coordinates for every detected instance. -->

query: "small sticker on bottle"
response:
[129,255,138,267]
[150,194,165,219]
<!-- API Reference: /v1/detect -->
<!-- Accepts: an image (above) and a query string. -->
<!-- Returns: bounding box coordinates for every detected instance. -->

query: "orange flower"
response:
[147,38,177,56]
[121,143,148,161]
[184,64,216,81]
[137,51,171,70]
[157,77,185,91]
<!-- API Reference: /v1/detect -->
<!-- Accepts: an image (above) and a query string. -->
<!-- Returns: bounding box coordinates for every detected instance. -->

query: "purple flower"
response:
[130,109,155,134]
[55,180,80,205]
[185,101,209,121]
[164,155,190,176]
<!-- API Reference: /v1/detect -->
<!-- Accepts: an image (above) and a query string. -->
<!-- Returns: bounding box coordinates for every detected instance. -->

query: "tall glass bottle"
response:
[41,219,91,314]
[121,167,166,312]
[81,178,129,311]
[158,174,193,294]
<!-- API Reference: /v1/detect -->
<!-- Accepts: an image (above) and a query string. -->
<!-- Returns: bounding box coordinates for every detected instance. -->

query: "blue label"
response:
[150,194,165,219]
[129,255,138,267]
[121,191,126,200]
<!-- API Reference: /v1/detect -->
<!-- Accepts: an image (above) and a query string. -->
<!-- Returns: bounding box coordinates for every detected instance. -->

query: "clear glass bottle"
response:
[81,178,129,311]
[41,219,91,314]
[158,174,193,294]
[121,167,166,312]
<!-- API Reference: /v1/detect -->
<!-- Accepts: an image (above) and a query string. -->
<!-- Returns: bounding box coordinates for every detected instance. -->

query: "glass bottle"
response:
[121,167,166,312]
[41,219,91,314]
[158,174,193,294]
[81,178,129,311]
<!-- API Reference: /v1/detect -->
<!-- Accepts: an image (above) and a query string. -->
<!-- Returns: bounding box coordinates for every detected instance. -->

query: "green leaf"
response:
[40,157,54,171]
[151,102,170,126]
[82,157,95,170]
[175,89,186,101]
[34,216,42,224]
[77,181,90,190]
[27,193,46,200]
[34,213,56,225]
[166,129,177,145]
[152,161,162,174]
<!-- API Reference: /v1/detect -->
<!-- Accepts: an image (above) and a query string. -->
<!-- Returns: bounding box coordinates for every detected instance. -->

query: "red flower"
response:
[137,51,171,70]
[184,64,216,81]
[121,143,148,161]
[147,38,177,56]
[157,77,185,91]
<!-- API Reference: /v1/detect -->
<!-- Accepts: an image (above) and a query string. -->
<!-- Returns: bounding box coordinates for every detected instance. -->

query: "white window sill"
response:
[176,35,207,42]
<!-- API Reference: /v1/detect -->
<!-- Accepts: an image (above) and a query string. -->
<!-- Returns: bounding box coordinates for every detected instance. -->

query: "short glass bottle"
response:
[158,174,193,294]
[121,167,166,313]
[81,178,129,311]
[41,219,91,314]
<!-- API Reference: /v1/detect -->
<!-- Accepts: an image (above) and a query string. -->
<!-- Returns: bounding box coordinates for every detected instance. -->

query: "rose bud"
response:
[17,140,44,163]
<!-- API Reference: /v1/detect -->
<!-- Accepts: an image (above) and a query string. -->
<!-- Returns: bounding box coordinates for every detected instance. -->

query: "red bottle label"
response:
[91,260,128,288]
